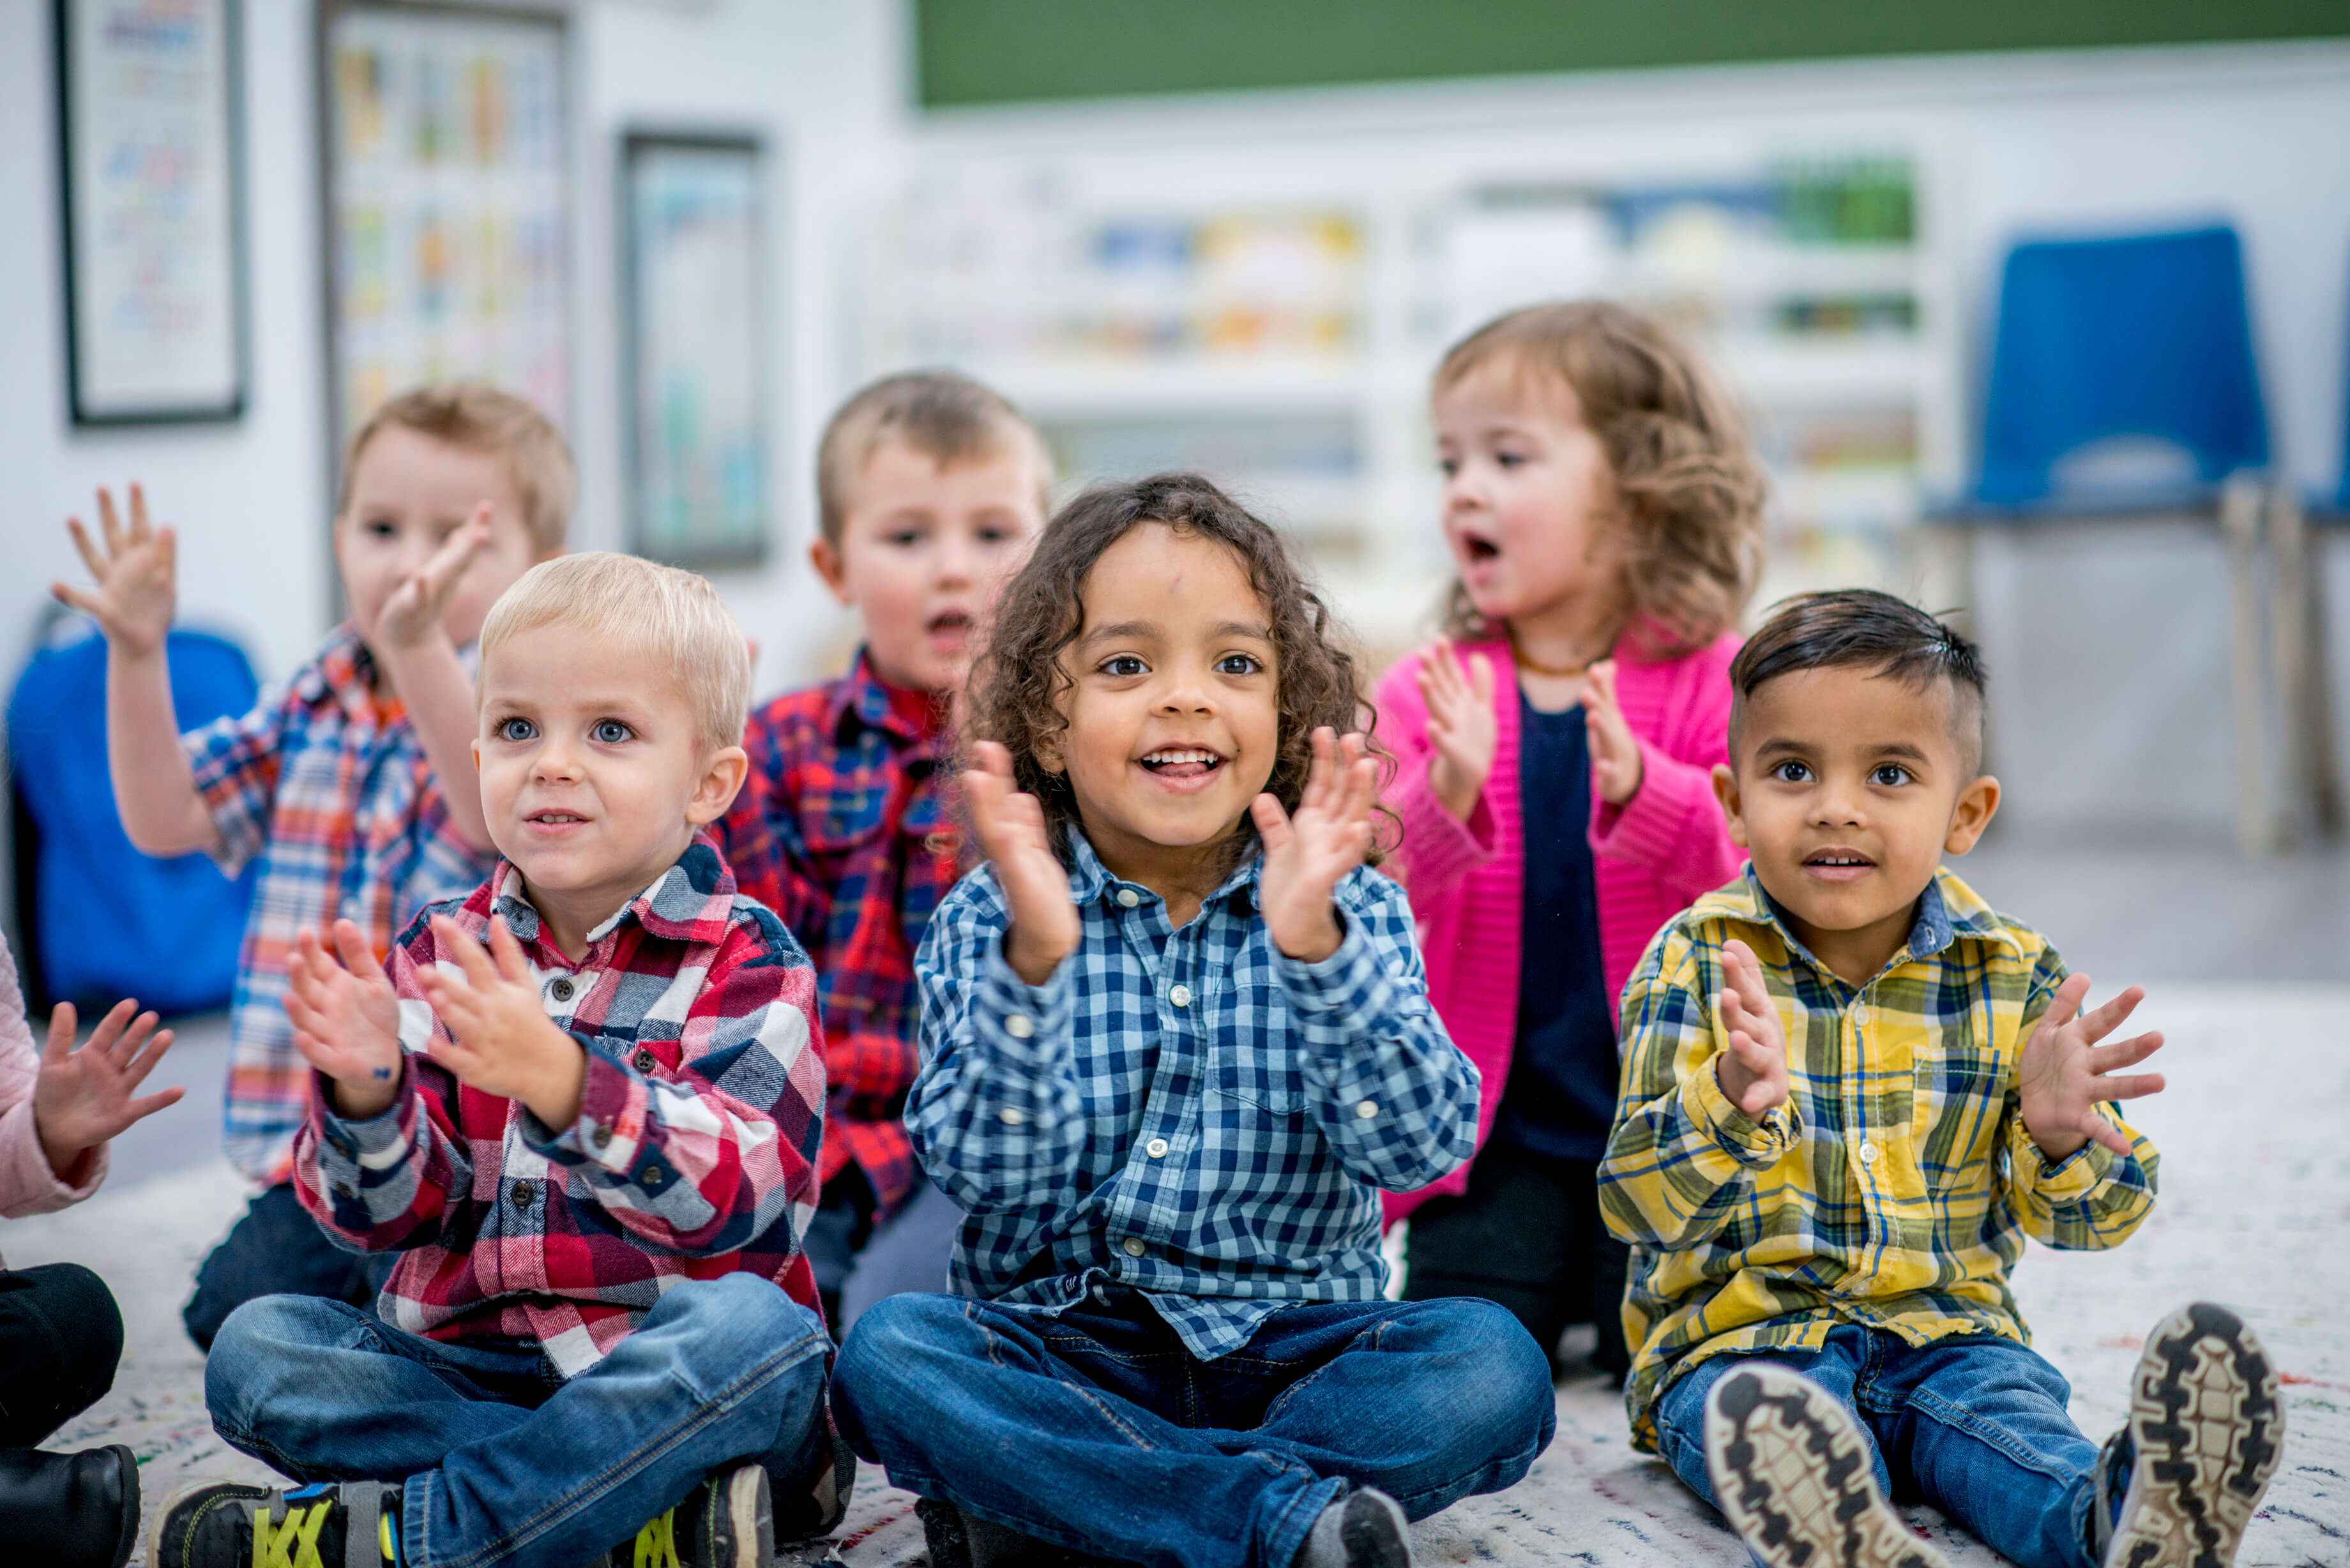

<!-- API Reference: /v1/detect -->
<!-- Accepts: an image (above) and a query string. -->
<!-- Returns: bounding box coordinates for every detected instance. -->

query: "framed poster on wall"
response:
[621,132,769,568]
[319,1,568,476]
[55,0,248,424]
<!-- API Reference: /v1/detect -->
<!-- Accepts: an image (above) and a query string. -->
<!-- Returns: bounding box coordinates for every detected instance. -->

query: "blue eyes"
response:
[497,718,536,742]
[493,718,632,744]
[593,720,633,744]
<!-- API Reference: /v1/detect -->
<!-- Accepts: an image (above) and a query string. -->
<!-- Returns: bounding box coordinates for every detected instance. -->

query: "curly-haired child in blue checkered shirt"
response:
[830,474,1558,1568]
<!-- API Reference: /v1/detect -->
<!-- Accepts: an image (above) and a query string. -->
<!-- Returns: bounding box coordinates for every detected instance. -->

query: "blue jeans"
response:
[833,1287,1555,1568]
[1653,1327,2102,1568]
[206,1274,831,1568]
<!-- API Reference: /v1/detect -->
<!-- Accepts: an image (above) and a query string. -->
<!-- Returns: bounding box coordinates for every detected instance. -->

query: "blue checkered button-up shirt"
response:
[909,831,1480,1360]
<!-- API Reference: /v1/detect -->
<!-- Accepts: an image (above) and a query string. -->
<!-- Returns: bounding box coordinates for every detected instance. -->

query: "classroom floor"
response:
[10,842,2347,1566]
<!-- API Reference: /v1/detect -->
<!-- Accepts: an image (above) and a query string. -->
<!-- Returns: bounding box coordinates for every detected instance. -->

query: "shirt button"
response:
[1145,1137,1169,1158]
[1858,1140,1879,1165]
[999,1107,1027,1126]
[511,1181,533,1210]
[591,1125,612,1149]
[1005,1014,1035,1039]
[1169,984,1193,1008]
[1116,889,1141,908]
[1355,1099,1379,1120]
[632,1048,658,1073]
[550,977,574,1002]
[1122,1237,1146,1257]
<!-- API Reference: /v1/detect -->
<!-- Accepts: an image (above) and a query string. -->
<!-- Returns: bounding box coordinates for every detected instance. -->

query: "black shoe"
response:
[1703,1363,1952,1568]
[2095,1303,2285,1567]
[774,1428,858,1546]
[607,1462,772,1568]
[916,1496,1124,1568]
[0,1445,138,1568]
[149,1480,400,1568]
[1298,1488,1414,1568]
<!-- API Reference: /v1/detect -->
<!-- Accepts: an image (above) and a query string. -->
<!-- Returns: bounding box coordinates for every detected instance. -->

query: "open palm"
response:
[1253,727,1377,962]
[284,919,403,1105]
[966,740,1079,984]
[54,485,175,657]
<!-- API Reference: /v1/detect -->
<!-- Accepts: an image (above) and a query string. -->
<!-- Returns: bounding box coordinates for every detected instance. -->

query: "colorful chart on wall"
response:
[623,133,769,568]
[321,2,568,464]
[56,0,247,423]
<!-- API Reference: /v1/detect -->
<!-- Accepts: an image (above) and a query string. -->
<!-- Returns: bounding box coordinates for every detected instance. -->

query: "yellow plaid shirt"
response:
[1599,866,2158,1451]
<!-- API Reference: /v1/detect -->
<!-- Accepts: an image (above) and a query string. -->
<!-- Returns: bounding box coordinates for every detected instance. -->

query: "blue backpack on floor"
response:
[6,617,259,1015]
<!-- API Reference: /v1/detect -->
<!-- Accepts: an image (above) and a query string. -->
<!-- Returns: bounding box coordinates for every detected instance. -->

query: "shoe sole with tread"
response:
[2107,1303,2284,1568]
[1704,1363,1952,1568]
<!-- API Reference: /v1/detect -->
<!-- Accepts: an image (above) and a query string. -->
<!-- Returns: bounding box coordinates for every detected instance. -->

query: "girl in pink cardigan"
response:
[0,932,185,1567]
[1374,301,1765,1378]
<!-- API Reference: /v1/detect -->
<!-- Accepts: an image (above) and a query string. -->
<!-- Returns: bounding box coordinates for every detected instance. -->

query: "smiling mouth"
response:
[1461,534,1500,562]
[527,810,589,826]
[1139,747,1227,780]
[1804,850,1876,873]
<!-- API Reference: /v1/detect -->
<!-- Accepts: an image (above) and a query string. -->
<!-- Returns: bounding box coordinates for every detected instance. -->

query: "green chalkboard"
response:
[915,1,2348,109]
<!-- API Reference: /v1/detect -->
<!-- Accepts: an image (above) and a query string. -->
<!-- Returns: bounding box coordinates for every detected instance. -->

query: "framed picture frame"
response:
[621,130,771,569]
[317,0,570,485]
[54,0,248,425]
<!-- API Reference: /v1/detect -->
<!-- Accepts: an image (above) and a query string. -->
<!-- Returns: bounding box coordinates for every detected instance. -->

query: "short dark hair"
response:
[964,472,1391,875]
[1728,590,1987,771]
[816,370,1052,545]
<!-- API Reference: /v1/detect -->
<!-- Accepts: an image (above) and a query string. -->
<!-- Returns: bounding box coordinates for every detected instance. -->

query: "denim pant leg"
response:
[1861,1336,2100,1568]
[402,1275,832,1568]
[206,1295,549,1482]
[1649,1330,1890,1514]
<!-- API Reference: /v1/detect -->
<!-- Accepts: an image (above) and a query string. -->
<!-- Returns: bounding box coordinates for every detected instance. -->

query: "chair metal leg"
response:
[2222,476,2276,854]
[2267,486,2345,840]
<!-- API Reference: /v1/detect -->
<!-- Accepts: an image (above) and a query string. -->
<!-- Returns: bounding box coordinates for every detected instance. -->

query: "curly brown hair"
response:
[964,472,1390,874]
[1436,300,1767,656]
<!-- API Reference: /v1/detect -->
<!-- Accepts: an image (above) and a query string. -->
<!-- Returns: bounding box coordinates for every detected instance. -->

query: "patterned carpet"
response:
[10,984,2344,1566]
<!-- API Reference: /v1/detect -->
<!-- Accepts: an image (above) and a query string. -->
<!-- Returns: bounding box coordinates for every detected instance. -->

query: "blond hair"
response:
[341,381,575,554]
[815,370,1052,545]
[478,553,750,752]
[1436,301,1766,655]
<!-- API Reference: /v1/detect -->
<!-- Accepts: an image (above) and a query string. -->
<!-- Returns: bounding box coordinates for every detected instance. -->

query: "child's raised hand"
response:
[1414,642,1497,822]
[285,920,404,1119]
[33,999,183,1180]
[52,485,176,658]
[2017,975,2164,1163]
[415,916,584,1128]
[1584,660,1645,806]
[965,740,1078,986]
[1252,727,1377,963]
[374,503,492,650]
[1715,938,1789,1118]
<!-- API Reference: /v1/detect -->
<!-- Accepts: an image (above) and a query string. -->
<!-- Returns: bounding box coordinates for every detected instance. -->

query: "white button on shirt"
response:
[1858,1140,1879,1165]
[1004,1013,1035,1039]
[999,1108,1026,1126]
[1355,1100,1379,1120]
[1168,984,1194,1008]
[1116,889,1141,908]
[1123,1237,1146,1256]
[1146,1137,1170,1159]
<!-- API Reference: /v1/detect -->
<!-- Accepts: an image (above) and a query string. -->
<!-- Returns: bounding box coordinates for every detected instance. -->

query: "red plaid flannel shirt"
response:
[292,835,826,1375]
[718,652,959,1215]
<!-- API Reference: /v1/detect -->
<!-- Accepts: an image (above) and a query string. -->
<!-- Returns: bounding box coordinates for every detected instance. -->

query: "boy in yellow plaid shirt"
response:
[1600,591,2284,1568]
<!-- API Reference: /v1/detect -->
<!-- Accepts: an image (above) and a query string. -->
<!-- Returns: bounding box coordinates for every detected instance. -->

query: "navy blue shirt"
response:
[1492,697,1619,1163]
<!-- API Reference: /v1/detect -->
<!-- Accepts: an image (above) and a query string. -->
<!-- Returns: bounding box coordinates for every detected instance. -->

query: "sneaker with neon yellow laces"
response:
[602,1461,773,1568]
[148,1479,402,1568]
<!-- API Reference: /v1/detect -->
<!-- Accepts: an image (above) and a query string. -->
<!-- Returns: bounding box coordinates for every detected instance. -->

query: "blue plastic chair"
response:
[6,617,259,1014]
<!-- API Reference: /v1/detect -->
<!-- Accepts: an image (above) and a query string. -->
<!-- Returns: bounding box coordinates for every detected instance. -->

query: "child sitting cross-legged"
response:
[155,554,840,1568]
[1600,589,2285,1568]
[831,474,1557,1568]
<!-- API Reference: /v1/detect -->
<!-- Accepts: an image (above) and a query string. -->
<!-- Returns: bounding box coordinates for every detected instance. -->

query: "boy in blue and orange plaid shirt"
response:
[1601,591,2286,1568]
[159,554,838,1568]
[722,370,1050,1330]
[54,384,570,1348]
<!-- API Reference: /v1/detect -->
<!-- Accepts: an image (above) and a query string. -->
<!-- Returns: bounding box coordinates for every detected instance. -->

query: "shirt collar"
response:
[486,833,738,957]
[1723,863,2010,981]
[1062,827,1261,914]
[828,647,929,748]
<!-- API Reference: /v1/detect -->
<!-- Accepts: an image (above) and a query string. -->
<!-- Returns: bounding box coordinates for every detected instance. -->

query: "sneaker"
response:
[1298,1487,1414,1568]
[773,1428,858,1547]
[607,1461,773,1568]
[149,1480,401,1568]
[2094,1303,2285,1568]
[1703,1363,1952,1568]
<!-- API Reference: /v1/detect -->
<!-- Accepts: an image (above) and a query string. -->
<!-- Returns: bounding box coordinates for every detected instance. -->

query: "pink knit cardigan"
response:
[1372,632,1744,1223]
[0,937,106,1268]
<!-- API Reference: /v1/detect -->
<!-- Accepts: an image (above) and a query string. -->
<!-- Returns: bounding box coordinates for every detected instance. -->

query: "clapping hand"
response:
[2017,976,2164,1162]
[416,916,584,1129]
[1252,727,1378,963]
[375,504,491,650]
[1715,938,1789,1118]
[33,999,183,1181]
[966,741,1079,986]
[53,485,175,658]
[1414,642,1496,822]
[285,920,405,1119]
[1584,660,1644,806]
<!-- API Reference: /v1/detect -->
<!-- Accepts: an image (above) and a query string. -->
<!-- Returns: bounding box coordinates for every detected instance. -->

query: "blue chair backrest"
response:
[1976,224,2269,506]
[6,622,259,1015]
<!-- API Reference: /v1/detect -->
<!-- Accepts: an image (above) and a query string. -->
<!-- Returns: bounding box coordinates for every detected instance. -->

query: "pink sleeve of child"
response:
[0,939,106,1221]
[1372,650,1497,909]
[1589,638,1745,906]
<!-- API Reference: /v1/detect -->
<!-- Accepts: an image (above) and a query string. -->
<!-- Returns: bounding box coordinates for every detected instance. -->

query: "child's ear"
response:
[1943,774,2001,856]
[808,538,852,607]
[688,745,751,825]
[1711,763,1750,848]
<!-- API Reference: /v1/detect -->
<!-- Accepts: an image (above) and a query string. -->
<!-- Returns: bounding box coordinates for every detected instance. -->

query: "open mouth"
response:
[1138,746,1227,781]
[1803,848,1876,879]
[527,810,589,827]
[927,608,973,637]
[1460,532,1500,563]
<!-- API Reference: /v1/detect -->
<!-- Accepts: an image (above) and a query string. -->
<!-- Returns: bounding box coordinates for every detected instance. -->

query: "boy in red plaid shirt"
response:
[722,372,1050,1331]
[158,555,837,1568]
